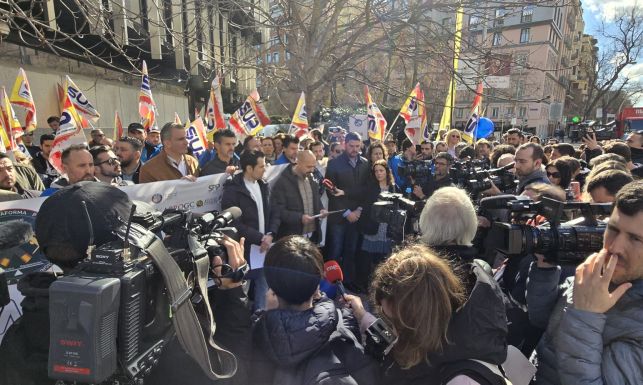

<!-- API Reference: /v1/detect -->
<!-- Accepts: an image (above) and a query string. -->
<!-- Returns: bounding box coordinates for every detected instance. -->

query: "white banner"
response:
[348,114,369,138]
[0,164,292,342]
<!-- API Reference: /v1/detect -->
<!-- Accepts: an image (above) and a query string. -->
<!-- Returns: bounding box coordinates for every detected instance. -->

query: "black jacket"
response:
[380,261,508,385]
[325,153,370,224]
[270,164,324,242]
[221,173,278,248]
[358,180,397,235]
[251,297,380,385]
[631,146,643,164]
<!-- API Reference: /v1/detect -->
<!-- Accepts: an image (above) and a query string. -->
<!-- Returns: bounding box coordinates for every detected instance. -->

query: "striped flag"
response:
[365,85,387,141]
[463,82,484,144]
[10,68,37,132]
[405,89,430,145]
[399,83,421,124]
[289,92,309,138]
[186,117,209,158]
[139,60,157,131]
[229,89,270,139]
[66,75,100,123]
[50,81,88,172]
[206,75,226,132]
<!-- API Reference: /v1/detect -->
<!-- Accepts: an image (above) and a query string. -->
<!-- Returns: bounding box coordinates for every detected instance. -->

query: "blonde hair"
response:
[419,187,478,246]
[370,244,465,369]
[446,129,462,146]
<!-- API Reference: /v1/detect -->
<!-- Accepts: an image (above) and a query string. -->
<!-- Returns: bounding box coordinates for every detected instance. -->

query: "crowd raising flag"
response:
[139,60,157,131]
[50,82,88,172]
[463,82,484,144]
[113,110,124,141]
[10,68,37,132]
[405,88,430,145]
[0,87,22,149]
[206,75,226,132]
[229,89,270,139]
[439,6,464,130]
[289,92,309,138]
[365,86,387,142]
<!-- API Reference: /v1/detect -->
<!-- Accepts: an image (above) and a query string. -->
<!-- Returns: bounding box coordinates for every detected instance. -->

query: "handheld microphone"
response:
[324,260,346,299]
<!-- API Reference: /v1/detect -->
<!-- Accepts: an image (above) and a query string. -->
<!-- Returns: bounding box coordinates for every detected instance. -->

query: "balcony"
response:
[564,37,572,49]
[559,75,569,88]
[561,57,569,67]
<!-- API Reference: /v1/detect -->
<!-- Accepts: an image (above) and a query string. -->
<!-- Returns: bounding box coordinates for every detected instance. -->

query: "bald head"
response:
[294,150,317,177]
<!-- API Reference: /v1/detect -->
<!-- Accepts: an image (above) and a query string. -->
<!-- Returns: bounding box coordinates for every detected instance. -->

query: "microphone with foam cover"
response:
[324,260,346,299]
[212,206,242,230]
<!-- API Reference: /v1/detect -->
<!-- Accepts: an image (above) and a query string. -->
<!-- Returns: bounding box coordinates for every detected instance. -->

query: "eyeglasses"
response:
[95,157,120,166]
[547,171,560,178]
[450,135,460,138]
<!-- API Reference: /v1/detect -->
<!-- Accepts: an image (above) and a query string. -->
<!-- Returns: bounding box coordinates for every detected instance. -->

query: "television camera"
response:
[47,204,242,385]
[450,160,517,198]
[371,192,425,243]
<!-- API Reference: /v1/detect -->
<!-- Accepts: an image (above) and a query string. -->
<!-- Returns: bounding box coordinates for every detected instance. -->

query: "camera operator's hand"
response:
[412,185,426,200]
[212,235,246,289]
[573,249,632,314]
[482,181,502,197]
[343,294,366,324]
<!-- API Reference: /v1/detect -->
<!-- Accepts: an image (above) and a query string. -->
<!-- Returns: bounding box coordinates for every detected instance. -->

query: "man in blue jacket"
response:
[526,180,643,385]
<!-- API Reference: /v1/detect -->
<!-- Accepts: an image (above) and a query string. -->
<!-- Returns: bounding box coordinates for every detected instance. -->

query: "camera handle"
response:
[145,237,238,380]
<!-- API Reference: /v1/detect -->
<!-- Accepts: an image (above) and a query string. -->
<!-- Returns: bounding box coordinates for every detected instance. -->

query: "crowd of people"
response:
[1,116,642,385]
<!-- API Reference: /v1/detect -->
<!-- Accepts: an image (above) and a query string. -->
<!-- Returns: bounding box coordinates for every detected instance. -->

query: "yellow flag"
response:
[10,68,37,131]
[0,87,22,150]
[439,7,464,130]
[289,92,309,137]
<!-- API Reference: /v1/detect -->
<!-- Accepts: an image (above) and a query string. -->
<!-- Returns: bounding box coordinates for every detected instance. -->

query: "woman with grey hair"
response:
[418,186,480,262]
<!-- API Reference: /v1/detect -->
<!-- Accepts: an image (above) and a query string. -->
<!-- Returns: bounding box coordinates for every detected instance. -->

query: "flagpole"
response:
[383,111,403,141]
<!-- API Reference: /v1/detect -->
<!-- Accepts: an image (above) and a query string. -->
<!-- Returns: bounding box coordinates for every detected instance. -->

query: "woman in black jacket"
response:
[356,160,397,291]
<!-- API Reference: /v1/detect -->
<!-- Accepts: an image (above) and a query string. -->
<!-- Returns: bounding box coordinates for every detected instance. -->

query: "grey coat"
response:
[527,264,643,385]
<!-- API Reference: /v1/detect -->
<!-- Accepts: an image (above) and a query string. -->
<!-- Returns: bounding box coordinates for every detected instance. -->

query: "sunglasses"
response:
[547,171,560,178]
[450,134,460,138]
[95,157,120,166]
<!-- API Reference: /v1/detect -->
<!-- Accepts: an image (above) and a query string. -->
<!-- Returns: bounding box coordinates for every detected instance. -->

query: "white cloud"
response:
[622,62,643,81]
[583,0,639,21]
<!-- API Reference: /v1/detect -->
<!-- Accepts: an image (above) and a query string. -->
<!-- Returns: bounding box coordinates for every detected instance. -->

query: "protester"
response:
[31,134,59,187]
[41,145,97,196]
[88,129,108,147]
[326,132,369,288]
[243,135,261,153]
[489,144,515,168]
[46,116,60,133]
[418,140,433,160]
[270,150,326,243]
[129,123,161,162]
[435,140,447,154]
[445,128,461,157]
[505,128,523,148]
[329,142,344,159]
[261,136,275,163]
[220,150,277,310]
[486,143,549,196]
[527,180,643,385]
[21,129,40,158]
[585,169,633,203]
[89,145,128,185]
[0,153,43,201]
[250,235,379,385]
[551,143,575,160]
[346,242,507,385]
[413,152,453,199]
[309,140,327,173]
[139,122,199,182]
[273,132,285,158]
[274,134,299,165]
[625,130,643,163]
[202,129,239,176]
[474,139,492,162]
[114,136,143,183]
[366,141,388,164]
[384,138,397,160]
[310,128,329,155]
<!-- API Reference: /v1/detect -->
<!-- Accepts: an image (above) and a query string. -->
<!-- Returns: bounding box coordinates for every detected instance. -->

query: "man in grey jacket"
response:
[527,180,643,385]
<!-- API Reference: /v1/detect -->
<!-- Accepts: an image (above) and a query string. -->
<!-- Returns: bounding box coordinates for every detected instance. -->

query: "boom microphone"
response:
[324,260,346,299]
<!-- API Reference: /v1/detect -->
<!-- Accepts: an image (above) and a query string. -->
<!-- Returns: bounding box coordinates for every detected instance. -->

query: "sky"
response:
[582,0,643,106]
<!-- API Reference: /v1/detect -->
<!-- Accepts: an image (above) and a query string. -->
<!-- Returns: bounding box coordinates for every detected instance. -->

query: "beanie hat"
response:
[264,266,321,305]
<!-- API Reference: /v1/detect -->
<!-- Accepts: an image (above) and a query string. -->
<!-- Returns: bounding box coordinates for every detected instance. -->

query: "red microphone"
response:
[324,260,346,299]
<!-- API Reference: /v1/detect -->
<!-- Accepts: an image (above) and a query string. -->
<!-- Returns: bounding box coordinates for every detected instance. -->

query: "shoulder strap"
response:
[146,238,237,380]
[439,360,509,385]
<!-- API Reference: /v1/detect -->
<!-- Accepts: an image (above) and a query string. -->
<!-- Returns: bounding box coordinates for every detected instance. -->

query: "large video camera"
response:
[48,205,242,385]
[489,197,612,264]
[397,159,433,187]
[450,160,517,197]
[372,192,424,243]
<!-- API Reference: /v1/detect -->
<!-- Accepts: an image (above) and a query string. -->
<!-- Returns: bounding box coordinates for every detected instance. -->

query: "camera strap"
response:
[146,238,237,379]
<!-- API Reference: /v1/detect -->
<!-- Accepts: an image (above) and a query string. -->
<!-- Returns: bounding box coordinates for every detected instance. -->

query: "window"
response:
[520,28,530,43]
[456,108,463,118]
[492,32,502,46]
[518,106,527,118]
[506,107,514,116]
[515,53,528,68]
[491,107,499,118]
[494,9,506,26]
[272,52,279,63]
[469,15,481,27]
[516,79,525,98]
[266,54,272,63]
[286,51,291,61]
[521,5,534,23]
[442,17,451,26]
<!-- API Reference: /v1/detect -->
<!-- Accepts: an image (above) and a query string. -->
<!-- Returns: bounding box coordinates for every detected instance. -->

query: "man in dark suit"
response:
[325,132,369,287]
